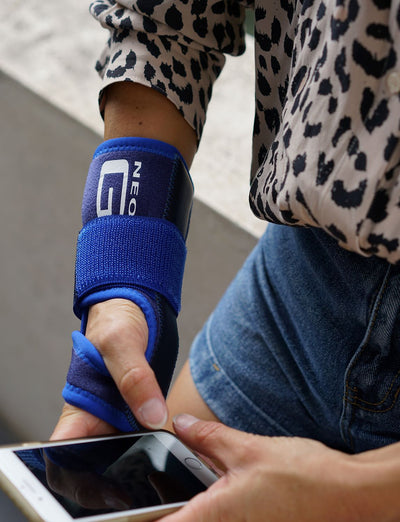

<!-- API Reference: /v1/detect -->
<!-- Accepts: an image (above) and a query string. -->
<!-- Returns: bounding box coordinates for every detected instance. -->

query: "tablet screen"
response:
[14,433,208,519]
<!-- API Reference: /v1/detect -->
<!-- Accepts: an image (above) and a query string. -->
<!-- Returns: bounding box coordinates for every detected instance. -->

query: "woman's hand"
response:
[51,298,168,440]
[160,415,396,522]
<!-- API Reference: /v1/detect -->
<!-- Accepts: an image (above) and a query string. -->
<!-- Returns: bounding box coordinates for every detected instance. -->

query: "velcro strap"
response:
[74,215,186,318]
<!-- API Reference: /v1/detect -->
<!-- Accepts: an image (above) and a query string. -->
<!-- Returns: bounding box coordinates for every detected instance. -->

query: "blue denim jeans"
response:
[190,224,400,453]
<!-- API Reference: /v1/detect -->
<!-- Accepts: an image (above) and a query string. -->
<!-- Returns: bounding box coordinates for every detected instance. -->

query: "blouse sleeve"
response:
[90,0,247,138]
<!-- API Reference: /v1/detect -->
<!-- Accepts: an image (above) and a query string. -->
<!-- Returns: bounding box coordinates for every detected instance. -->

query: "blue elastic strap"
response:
[74,215,186,318]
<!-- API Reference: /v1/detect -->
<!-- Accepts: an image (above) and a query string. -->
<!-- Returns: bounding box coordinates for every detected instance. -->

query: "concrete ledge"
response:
[0,0,265,238]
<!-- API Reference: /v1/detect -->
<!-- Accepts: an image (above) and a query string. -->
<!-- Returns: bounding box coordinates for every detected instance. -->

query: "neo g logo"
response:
[96,159,141,217]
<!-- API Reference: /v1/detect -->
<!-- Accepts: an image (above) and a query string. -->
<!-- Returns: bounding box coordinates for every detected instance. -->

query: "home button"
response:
[184,457,202,470]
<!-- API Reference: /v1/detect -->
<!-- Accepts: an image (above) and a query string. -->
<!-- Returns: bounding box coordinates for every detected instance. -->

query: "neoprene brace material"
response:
[74,215,186,316]
[82,137,193,238]
[74,137,193,319]
[63,138,193,431]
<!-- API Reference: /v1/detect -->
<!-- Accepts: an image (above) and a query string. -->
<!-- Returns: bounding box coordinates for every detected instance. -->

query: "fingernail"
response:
[173,414,199,431]
[138,398,168,429]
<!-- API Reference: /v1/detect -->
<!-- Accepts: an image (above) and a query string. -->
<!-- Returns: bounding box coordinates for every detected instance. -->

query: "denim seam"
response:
[345,392,400,413]
[197,315,293,435]
[346,401,357,452]
[343,265,392,407]
[340,265,392,449]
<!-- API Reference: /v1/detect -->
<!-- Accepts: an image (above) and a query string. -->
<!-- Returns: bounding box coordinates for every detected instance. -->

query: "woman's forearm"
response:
[103,82,197,166]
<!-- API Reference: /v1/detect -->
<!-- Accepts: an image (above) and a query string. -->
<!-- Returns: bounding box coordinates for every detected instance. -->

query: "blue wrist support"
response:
[74,214,186,316]
[74,137,193,319]
[63,137,194,431]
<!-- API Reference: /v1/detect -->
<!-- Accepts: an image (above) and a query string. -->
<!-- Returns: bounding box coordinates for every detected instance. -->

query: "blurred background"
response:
[0,1,264,518]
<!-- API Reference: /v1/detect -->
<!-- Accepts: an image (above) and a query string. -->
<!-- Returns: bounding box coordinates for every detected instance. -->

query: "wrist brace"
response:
[62,137,193,431]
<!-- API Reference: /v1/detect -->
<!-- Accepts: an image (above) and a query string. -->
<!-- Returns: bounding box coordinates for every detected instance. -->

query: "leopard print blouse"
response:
[90,0,400,263]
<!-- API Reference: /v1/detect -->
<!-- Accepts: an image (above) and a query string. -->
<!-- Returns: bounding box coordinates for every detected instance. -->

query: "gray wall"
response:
[0,72,257,440]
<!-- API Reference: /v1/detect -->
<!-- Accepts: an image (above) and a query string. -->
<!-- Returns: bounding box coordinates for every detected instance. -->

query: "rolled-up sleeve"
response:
[90,0,247,138]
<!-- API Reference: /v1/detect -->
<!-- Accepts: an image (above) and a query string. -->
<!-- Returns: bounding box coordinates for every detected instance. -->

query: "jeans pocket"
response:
[341,265,400,453]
